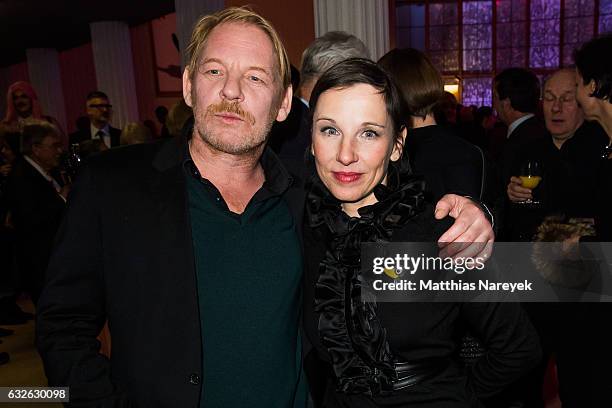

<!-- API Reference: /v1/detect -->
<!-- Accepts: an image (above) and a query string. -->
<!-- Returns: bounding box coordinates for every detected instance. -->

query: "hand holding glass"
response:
[518,161,541,204]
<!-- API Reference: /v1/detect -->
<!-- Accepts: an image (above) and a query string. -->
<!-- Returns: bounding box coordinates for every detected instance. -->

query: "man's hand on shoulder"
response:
[434,194,494,260]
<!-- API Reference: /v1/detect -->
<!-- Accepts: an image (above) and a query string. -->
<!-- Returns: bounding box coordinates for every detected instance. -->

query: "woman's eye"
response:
[362,129,379,139]
[249,75,262,82]
[207,69,221,76]
[321,126,339,136]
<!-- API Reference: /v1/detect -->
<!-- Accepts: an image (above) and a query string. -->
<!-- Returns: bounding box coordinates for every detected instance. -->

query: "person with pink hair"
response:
[2,81,62,136]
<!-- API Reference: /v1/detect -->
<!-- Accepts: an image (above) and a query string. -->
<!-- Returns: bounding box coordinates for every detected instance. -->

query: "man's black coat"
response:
[500,115,548,186]
[36,138,306,407]
[7,158,65,301]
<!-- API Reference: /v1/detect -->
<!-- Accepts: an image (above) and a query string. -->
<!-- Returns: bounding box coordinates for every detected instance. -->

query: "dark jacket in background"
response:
[268,97,311,159]
[503,120,607,241]
[6,158,65,302]
[498,116,548,240]
[69,126,121,148]
[405,125,484,202]
[501,116,548,188]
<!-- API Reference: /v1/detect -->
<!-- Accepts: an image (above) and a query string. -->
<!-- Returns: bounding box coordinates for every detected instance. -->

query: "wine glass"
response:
[518,160,542,205]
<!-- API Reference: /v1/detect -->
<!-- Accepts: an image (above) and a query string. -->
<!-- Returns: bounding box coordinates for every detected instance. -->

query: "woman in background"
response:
[378,49,486,204]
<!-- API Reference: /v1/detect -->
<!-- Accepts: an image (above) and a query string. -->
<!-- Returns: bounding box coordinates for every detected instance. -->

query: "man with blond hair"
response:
[36,7,493,407]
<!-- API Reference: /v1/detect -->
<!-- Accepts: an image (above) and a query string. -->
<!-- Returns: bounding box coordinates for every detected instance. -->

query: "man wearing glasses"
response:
[69,91,121,148]
[506,68,608,219]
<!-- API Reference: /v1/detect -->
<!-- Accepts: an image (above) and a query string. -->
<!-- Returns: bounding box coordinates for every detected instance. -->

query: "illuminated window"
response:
[462,77,492,107]
[394,0,607,107]
[463,1,493,72]
[600,0,612,34]
[529,0,560,68]
[563,0,595,66]
[429,2,460,72]
[496,0,528,71]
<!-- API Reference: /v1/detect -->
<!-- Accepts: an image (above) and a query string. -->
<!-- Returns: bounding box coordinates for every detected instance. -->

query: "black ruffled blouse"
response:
[302,165,541,408]
[306,165,426,395]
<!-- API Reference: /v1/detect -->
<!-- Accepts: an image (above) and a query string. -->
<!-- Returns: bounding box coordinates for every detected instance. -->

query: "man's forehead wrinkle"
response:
[199,57,274,74]
[545,71,576,89]
[199,22,276,70]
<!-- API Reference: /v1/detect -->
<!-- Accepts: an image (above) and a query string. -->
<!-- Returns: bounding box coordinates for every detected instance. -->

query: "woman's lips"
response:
[332,172,363,183]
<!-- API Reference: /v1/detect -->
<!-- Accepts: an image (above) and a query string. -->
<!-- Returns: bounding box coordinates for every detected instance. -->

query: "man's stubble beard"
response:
[192,96,279,156]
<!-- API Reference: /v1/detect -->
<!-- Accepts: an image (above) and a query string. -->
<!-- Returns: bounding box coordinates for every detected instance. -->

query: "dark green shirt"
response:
[184,150,306,408]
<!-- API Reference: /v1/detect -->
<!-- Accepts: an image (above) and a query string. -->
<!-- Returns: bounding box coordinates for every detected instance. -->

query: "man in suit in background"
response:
[493,68,548,186]
[7,123,67,304]
[506,68,608,218]
[268,31,369,158]
[493,68,548,240]
[500,68,608,408]
[69,91,121,148]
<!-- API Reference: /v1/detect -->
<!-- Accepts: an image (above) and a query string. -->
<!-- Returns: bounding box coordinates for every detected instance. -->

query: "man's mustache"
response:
[206,100,255,125]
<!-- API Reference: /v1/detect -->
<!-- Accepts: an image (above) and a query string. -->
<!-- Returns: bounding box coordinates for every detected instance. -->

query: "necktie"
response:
[95,130,111,148]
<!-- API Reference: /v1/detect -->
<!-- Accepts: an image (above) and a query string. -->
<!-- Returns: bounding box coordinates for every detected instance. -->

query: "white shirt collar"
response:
[24,155,52,182]
[507,114,535,138]
[298,97,309,109]
[91,123,110,138]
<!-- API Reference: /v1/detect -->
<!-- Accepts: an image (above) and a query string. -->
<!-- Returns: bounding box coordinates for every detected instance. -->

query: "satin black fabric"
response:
[302,165,542,408]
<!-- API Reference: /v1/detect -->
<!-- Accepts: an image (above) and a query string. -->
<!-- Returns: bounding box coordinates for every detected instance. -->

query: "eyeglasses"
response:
[89,104,113,109]
[542,95,576,104]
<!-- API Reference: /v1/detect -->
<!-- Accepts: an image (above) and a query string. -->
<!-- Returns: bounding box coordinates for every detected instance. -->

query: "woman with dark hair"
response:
[378,48,485,204]
[303,58,540,407]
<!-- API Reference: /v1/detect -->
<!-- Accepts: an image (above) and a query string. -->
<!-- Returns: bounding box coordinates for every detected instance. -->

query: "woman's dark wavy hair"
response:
[574,34,612,103]
[309,58,409,141]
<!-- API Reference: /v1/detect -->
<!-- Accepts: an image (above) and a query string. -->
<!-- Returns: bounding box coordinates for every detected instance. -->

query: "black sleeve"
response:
[459,302,542,399]
[35,164,130,407]
[442,149,483,199]
[7,173,64,238]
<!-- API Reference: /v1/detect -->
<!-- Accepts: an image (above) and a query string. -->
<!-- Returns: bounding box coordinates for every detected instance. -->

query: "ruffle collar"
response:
[306,164,425,395]
[306,163,426,235]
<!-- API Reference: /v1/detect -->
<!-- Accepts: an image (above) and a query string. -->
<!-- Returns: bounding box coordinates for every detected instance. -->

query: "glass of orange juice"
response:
[519,160,542,204]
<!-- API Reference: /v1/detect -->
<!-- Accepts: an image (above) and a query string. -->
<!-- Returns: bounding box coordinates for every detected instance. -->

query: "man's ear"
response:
[275,85,293,122]
[183,68,193,108]
[390,127,407,162]
[500,97,511,112]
